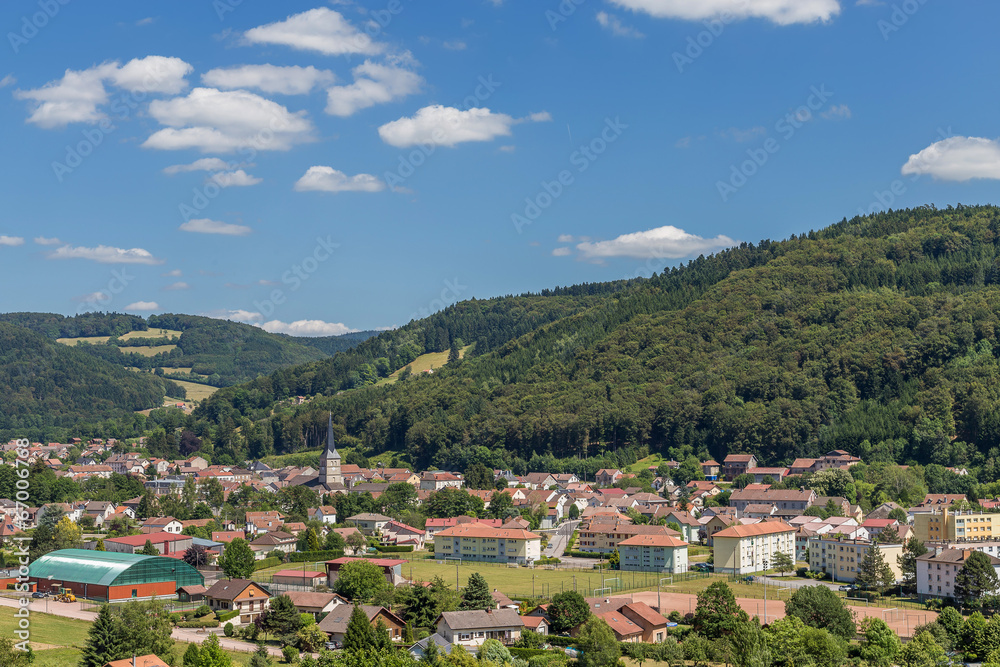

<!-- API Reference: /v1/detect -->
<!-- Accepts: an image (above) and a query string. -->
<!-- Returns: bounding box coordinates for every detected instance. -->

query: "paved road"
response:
[544,520,579,558]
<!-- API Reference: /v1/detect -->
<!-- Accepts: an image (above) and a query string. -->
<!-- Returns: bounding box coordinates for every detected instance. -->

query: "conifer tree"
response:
[459,572,494,611]
[79,605,124,667]
[343,605,375,653]
[856,545,894,593]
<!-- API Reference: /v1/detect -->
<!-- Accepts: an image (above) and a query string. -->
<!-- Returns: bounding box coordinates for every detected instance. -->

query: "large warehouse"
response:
[29,549,204,601]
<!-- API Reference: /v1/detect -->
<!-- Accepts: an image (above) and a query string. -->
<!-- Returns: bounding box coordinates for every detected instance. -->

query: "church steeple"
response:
[320,413,342,487]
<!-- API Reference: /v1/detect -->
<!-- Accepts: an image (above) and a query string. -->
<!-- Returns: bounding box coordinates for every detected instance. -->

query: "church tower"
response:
[320,413,342,487]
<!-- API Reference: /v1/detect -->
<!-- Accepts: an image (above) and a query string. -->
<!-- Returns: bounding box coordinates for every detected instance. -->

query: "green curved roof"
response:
[29,549,204,588]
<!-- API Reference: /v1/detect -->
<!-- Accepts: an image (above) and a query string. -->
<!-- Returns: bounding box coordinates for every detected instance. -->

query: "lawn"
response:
[0,607,92,647]
[166,379,219,402]
[56,329,182,346]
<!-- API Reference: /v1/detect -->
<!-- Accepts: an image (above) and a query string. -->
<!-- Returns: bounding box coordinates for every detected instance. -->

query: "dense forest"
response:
[183,205,1000,474]
[0,323,180,434]
[0,312,379,387]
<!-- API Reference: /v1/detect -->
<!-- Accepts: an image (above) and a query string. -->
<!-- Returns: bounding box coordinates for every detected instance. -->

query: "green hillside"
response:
[192,205,1000,475]
[0,322,177,435]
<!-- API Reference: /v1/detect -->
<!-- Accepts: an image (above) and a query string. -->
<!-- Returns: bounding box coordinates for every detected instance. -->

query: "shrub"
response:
[224,622,234,637]
[668,611,683,623]
[216,609,239,622]
[288,550,344,562]
[177,620,220,628]
[925,598,943,610]
[196,604,212,617]
[169,613,182,625]
[374,545,414,553]
[253,556,282,571]
[536,557,561,566]
[282,645,299,664]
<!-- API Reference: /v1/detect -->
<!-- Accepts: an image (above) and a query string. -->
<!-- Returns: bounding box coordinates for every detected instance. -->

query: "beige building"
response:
[434,522,541,564]
[618,534,689,573]
[807,536,903,584]
[913,509,1000,543]
[713,521,795,575]
[577,522,682,554]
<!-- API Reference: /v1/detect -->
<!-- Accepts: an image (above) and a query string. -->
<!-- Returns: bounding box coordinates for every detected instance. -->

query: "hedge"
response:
[254,557,282,571]
[562,550,606,559]
[177,620,220,628]
[545,637,575,647]
[375,545,414,553]
[289,550,344,562]
[216,610,239,622]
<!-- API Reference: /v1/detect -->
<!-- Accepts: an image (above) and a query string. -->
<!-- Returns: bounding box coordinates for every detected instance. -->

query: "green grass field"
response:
[57,329,182,346]
[0,608,254,665]
[166,379,219,402]
[376,346,471,386]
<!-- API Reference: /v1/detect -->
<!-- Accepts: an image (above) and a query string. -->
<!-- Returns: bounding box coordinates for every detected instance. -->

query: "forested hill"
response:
[0,323,176,434]
[0,312,379,387]
[190,205,1000,472]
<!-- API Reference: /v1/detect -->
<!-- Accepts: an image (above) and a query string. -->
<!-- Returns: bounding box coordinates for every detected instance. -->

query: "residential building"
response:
[424,517,504,540]
[618,534,688,573]
[913,509,1000,543]
[319,605,407,642]
[273,570,330,588]
[204,579,272,626]
[103,532,192,557]
[576,523,681,555]
[713,521,796,575]
[433,522,541,564]
[141,517,183,534]
[729,489,816,516]
[245,511,284,536]
[144,477,186,496]
[248,531,296,559]
[745,467,790,483]
[285,591,347,619]
[701,460,721,481]
[347,512,392,535]
[916,548,1000,600]
[807,536,903,584]
[861,519,901,541]
[309,506,338,525]
[595,469,624,487]
[722,454,757,481]
[381,520,426,549]
[325,557,406,587]
[420,471,464,491]
[436,609,524,647]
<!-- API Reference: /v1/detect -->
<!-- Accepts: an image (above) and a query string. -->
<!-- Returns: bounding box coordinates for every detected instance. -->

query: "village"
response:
[2,425,997,667]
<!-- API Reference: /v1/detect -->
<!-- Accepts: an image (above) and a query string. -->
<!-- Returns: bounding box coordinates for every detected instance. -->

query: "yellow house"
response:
[434,522,541,564]
[712,521,795,575]
[913,509,1000,543]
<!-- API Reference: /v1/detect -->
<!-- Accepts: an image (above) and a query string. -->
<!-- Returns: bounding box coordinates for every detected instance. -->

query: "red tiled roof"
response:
[713,521,794,539]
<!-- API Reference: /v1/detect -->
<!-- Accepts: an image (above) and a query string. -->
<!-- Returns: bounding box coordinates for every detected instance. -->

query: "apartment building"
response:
[618,534,689,573]
[807,536,903,584]
[917,548,1000,600]
[913,509,1000,543]
[729,489,816,516]
[576,523,682,555]
[713,521,795,575]
[433,522,541,564]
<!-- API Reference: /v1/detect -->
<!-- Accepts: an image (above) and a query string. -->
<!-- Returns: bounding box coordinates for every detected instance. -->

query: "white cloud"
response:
[557,234,575,243]
[0,74,15,88]
[294,166,386,193]
[0,236,24,246]
[164,282,191,291]
[443,40,467,50]
[244,8,383,56]
[179,218,253,236]
[15,57,192,128]
[125,301,159,310]
[163,157,235,174]
[499,145,516,153]
[573,225,737,260]
[47,244,164,265]
[136,17,155,26]
[821,104,852,120]
[552,247,572,257]
[202,64,335,95]
[608,0,840,25]
[596,11,645,38]
[325,60,422,117]
[718,126,766,142]
[378,105,547,148]
[211,170,262,187]
[143,87,314,152]
[261,319,358,336]
[901,136,1000,181]
[33,236,61,246]
[162,269,182,277]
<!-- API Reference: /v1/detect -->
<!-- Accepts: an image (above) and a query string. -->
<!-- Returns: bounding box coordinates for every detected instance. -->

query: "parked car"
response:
[31,591,46,598]
[838,585,855,592]
[324,641,342,651]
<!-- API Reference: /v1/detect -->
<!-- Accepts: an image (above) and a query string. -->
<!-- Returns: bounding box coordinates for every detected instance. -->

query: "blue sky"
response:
[1,0,998,334]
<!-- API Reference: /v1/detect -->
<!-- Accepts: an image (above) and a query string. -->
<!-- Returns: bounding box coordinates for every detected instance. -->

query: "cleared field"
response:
[56,328,182,346]
[125,345,177,357]
[377,346,471,386]
[162,366,193,374]
[0,607,92,647]
[167,379,218,402]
